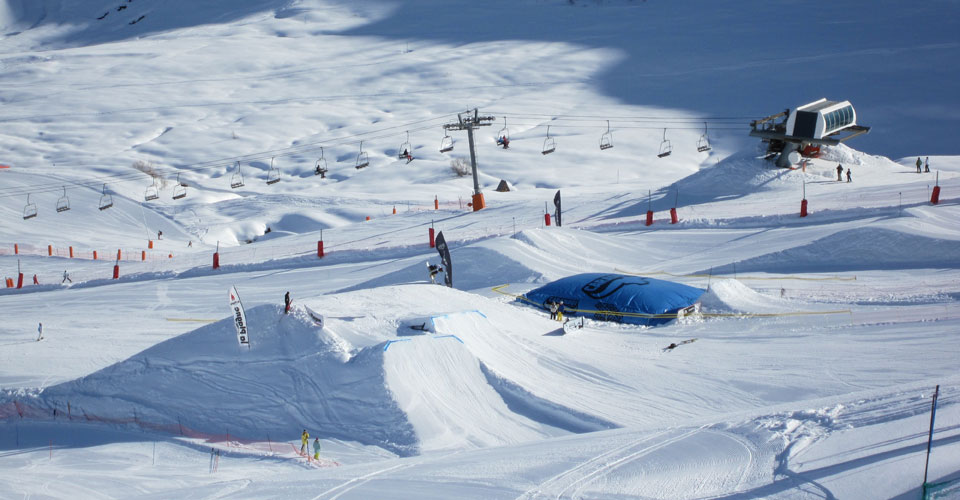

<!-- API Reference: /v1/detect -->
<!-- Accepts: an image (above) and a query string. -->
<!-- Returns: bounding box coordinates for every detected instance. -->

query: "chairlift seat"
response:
[231,177,244,189]
[23,205,37,220]
[439,136,454,153]
[356,152,369,169]
[542,138,556,155]
[98,184,113,210]
[56,202,70,213]
[658,141,673,158]
[266,170,281,185]
[145,188,159,201]
[600,140,613,150]
[697,135,711,153]
[172,184,187,200]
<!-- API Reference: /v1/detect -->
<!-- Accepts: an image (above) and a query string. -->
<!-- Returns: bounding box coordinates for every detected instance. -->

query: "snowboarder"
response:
[157,230,163,240]
[313,437,321,460]
[427,262,443,284]
[836,164,843,181]
[36,322,43,341]
[846,168,852,183]
[548,300,558,320]
[917,157,923,173]
[188,240,193,248]
[300,429,309,455]
[284,291,292,314]
[925,157,930,173]
[32,274,39,285]
[62,270,72,284]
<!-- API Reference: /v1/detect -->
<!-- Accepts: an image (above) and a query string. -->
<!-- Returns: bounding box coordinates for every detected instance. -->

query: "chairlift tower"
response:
[444,108,495,211]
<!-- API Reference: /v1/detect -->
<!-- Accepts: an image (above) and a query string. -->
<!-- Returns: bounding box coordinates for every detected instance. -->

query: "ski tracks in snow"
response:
[517,426,713,500]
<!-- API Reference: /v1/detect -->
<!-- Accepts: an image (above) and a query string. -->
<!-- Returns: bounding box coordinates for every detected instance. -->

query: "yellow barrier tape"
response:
[492,284,851,319]
[165,318,219,323]
[615,268,857,282]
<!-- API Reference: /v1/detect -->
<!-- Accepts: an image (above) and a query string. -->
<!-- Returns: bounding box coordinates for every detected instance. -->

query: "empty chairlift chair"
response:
[542,125,556,155]
[439,131,454,153]
[657,128,672,158]
[355,141,369,169]
[56,186,71,213]
[266,157,281,185]
[315,148,328,177]
[600,120,613,150]
[696,122,711,153]
[144,179,160,201]
[98,184,114,211]
[230,162,245,189]
[398,131,413,162]
[23,194,38,220]
[172,173,187,200]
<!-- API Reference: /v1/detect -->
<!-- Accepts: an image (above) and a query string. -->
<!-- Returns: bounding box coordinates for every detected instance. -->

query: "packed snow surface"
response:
[1,1,959,498]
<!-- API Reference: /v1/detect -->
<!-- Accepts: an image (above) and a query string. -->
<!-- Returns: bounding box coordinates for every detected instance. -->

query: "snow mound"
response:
[699,279,790,314]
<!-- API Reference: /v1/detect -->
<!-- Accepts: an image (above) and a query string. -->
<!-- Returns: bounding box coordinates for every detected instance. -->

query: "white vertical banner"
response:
[229,285,250,346]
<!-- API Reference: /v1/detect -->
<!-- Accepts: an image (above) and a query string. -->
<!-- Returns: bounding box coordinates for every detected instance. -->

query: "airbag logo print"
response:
[581,274,649,299]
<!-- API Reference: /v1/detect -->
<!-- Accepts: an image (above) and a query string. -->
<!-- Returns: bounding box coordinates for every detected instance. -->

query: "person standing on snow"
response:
[62,270,72,283]
[925,157,930,173]
[548,300,558,320]
[37,322,43,341]
[846,168,852,183]
[284,291,292,314]
[300,429,309,455]
[427,262,443,284]
[916,157,923,173]
[836,164,844,181]
[313,437,321,460]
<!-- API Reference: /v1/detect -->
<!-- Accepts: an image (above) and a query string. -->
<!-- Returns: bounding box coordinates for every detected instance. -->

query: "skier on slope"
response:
[916,157,923,173]
[313,437,321,461]
[925,157,930,173]
[37,322,43,341]
[284,291,292,314]
[300,429,309,455]
[62,270,72,283]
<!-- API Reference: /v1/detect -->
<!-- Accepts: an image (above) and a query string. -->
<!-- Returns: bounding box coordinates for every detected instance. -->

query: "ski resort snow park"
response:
[2,1,960,498]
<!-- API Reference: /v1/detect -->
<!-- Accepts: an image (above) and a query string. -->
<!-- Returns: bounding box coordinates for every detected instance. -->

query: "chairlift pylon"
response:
[23,193,38,220]
[56,186,71,213]
[355,141,369,169]
[600,120,613,150]
[266,157,281,185]
[98,184,114,211]
[439,131,454,153]
[144,178,159,201]
[697,122,712,153]
[172,173,187,200]
[315,147,328,177]
[398,131,413,162]
[231,162,245,189]
[658,128,673,158]
[542,125,556,155]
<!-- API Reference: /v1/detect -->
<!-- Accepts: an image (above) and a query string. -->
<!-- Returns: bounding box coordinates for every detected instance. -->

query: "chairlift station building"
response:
[750,98,870,167]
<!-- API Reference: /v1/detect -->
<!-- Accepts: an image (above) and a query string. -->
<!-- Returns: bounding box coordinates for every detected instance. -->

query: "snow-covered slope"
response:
[1,0,959,498]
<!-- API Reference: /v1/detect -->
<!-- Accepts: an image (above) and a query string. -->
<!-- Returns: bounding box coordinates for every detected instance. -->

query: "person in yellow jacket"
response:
[300,429,309,455]
[313,437,321,460]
